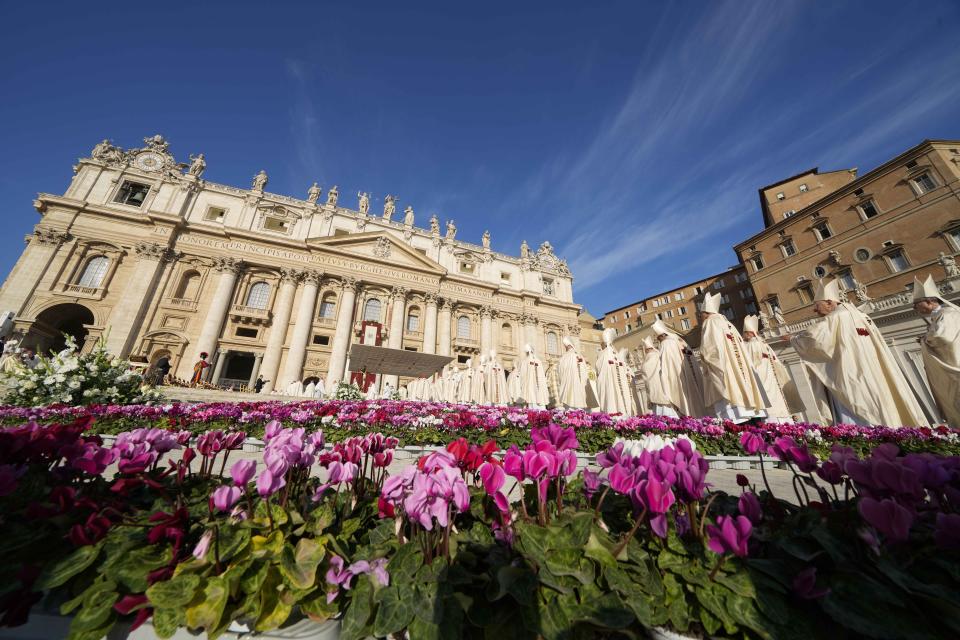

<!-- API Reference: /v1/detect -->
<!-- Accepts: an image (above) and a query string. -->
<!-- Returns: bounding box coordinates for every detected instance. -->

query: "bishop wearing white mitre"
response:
[484,349,510,405]
[518,343,549,408]
[741,314,795,423]
[698,292,767,423]
[790,279,928,427]
[557,337,589,409]
[595,328,630,415]
[913,274,960,427]
[648,319,706,418]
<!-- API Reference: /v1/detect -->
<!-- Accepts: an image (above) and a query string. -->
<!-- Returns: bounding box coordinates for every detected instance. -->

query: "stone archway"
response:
[27,303,95,354]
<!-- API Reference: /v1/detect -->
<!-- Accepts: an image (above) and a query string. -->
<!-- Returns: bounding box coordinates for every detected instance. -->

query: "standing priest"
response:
[741,314,796,423]
[648,320,706,418]
[790,279,928,427]
[913,274,960,427]
[698,293,767,423]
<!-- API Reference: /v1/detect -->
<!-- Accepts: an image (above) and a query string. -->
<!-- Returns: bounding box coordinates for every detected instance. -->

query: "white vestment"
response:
[456,369,474,403]
[470,365,487,404]
[617,359,638,417]
[595,346,629,415]
[921,306,960,427]
[507,369,521,403]
[791,303,928,427]
[557,348,589,409]
[518,354,549,406]
[652,335,707,418]
[485,360,510,405]
[742,337,795,422]
[699,315,767,422]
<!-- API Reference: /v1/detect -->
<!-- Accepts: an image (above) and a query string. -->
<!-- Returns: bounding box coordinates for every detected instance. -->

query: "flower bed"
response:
[0,399,957,457]
[0,418,958,639]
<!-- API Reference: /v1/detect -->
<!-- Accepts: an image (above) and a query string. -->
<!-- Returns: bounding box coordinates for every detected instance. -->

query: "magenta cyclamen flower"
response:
[530,423,578,451]
[403,466,470,531]
[192,530,213,560]
[739,432,765,455]
[212,485,242,512]
[858,497,913,543]
[230,459,257,486]
[738,491,762,525]
[706,515,752,557]
[256,468,285,497]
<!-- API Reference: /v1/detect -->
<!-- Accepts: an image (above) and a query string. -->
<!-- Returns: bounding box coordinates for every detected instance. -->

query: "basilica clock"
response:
[134,151,164,172]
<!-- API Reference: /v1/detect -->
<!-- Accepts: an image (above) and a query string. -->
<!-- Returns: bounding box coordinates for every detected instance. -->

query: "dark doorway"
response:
[223,352,255,384]
[28,304,95,354]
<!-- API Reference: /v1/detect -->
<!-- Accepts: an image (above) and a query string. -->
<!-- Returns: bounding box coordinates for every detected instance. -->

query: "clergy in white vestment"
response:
[518,344,549,407]
[595,329,630,415]
[457,361,475,404]
[303,382,316,398]
[617,348,639,416]
[470,355,488,404]
[557,337,589,409]
[650,320,706,418]
[446,367,460,403]
[913,275,960,427]
[638,337,662,415]
[286,380,305,397]
[698,292,767,423]
[507,367,521,403]
[313,377,326,399]
[741,315,796,423]
[485,350,510,405]
[790,279,928,427]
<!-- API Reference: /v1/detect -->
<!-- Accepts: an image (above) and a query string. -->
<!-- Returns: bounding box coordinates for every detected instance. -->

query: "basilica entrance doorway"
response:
[221,352,255,389]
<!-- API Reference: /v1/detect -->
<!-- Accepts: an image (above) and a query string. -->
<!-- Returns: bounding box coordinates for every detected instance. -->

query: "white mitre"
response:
[641,336,656,350]
[743,314,759,334]
[702,291,721,314]
[813,278,841,302]
[912,274,940,302]
[651,319,673,336]
[562,336,574,348]
[602,328,616,346]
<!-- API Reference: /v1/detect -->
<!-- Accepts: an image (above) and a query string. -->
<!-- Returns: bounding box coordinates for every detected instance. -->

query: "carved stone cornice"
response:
[340,276,359,293]
[33,228,70,246]
[439,298,453,312]
[390,285,409,300]
[568,323,582,336]
[213,256,244,275]
[423,292,439,306]
[279,268,303,284]
[135,242,176,261]
[479,305,494,319]
[302,269,325,285]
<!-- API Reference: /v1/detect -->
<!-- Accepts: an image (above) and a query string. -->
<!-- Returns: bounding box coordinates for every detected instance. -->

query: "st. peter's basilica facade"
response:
[0,135,598,393]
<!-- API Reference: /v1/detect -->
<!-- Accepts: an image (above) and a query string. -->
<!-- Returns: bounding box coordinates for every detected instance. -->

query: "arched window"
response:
[77,256,109,288]
[500,323,513,346]
[174,270,201,300]
[457,315,471,339]
[363,298,382,322]
[406,307,421,332]
[318,293,337,319]
[246,282,271,309]
[546,331,559,355]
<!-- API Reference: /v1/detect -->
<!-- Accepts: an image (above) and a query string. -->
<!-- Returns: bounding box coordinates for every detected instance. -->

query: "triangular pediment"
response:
[306,231,446,275]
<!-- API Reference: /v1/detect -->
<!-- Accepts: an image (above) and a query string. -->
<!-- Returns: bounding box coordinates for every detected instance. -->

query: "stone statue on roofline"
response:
[307,182,322,204]
[327,185,339,206]
[404,205,415,227]
[252,170,268,191]
[383,195,396,220]
[430,214,440,235]
[358,191,370,215]
[188,153,206,177]
[446,220,457,240]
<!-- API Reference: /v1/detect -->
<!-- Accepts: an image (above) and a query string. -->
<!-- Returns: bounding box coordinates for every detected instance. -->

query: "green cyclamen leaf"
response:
[37,543,102,590]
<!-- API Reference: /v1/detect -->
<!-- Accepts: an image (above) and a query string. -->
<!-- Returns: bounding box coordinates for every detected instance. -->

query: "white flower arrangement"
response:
[614,433,697,457]
[0,335,163,407]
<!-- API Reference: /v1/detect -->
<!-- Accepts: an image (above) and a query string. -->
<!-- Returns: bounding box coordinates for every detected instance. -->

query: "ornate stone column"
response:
[437,298,452,356]
[105,242,176,357]
[258,269,301,394]
[248,352,264,389]
[384,286,408,389]
[480,305,494,356]
[326,277,358,387]
[422,293,439,354]
[210,349,228,385]
[281,269,322,387]
[193,257,242,367]
[0,228,69,316]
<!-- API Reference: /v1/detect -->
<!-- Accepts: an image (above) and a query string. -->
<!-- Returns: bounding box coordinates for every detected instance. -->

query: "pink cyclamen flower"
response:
[256,468,286,497]
[192,530,213,560]
[479,461,504,495]
[706,515,752,557]
[212,485,243,512]
[230,459,257,486]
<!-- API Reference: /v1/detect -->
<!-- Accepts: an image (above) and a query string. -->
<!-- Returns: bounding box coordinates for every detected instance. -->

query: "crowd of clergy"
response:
[400,273,959,430]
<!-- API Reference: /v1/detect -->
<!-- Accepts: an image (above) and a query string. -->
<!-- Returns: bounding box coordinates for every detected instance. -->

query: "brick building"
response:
[735,139,960,326]
[600,264,756,349]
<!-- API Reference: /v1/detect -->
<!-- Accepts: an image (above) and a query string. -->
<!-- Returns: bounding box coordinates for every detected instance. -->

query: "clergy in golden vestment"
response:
[741,314,797,423]
[913,274,960,427]
[790,279,928,427]
[698,293,767,423]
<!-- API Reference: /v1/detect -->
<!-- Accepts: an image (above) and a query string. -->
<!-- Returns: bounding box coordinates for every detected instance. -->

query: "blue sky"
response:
[2,1,959,317]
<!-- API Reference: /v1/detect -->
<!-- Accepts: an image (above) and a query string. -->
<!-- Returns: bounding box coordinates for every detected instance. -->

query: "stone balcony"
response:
[229,304,272,325]
[63,284,102,296]
[165,297,198,311]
